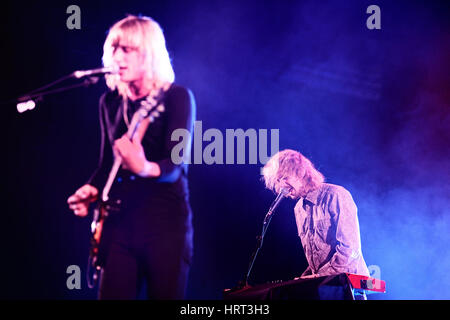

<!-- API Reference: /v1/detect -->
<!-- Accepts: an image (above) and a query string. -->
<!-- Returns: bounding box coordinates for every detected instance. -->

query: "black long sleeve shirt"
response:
[87,84,196,238]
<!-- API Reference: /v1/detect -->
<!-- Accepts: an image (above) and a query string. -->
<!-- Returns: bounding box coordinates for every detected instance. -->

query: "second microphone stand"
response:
[241,189,288,288]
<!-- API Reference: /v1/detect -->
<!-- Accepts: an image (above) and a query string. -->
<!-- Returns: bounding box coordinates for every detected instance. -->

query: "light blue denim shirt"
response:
[294,183,369,277]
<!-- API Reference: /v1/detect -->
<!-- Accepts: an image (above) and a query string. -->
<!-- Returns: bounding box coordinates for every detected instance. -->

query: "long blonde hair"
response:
[102,15,174,97]
[262,149,325,196]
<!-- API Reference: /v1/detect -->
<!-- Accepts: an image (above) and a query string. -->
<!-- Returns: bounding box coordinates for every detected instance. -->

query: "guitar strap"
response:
[103,96,125,149]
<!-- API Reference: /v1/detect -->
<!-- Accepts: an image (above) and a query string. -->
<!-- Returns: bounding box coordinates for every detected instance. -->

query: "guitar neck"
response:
[101,157,122,202]
[100,90,164,202]
[101,104,154,201]
[101,119,142,202]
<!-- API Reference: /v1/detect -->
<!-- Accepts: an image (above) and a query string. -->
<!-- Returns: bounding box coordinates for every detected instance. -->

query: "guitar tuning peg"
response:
[149,116,154,122]
[157,105,165,112]
[152,111,160,117]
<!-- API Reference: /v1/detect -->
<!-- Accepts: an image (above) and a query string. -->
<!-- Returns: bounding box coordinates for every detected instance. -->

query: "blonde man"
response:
[67,15,195,299]
[262,149,369,278]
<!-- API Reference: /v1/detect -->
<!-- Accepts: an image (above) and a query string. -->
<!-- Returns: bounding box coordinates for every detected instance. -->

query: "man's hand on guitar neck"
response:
[67,184,99,217]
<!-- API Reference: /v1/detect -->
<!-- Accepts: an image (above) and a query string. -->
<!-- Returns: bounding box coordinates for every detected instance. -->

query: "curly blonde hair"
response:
[262,149,324,196]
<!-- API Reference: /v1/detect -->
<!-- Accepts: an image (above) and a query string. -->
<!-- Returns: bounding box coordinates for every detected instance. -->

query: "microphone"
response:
[72,66,119,79]
[266,188,289,217]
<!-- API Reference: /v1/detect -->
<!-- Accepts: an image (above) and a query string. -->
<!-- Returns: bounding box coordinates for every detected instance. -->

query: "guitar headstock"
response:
[137,88,166,123]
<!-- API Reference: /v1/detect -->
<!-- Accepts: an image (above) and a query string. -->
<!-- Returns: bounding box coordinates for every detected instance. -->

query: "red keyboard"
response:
[346,273,386,294]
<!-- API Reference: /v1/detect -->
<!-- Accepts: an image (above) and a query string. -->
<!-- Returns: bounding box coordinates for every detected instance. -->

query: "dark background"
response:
[2,0,449,299]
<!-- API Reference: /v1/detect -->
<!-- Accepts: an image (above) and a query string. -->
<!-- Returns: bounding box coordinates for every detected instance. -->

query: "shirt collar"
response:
[303,185,323,205]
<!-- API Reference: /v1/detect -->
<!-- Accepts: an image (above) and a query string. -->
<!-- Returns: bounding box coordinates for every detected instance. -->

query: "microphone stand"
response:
[15,71,101,113]
[238,190,287,289]
[241,209,275,288]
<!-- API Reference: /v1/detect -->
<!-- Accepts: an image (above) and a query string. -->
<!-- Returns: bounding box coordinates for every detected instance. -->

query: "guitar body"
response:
[88,198,120,287]
[87,87,167,288]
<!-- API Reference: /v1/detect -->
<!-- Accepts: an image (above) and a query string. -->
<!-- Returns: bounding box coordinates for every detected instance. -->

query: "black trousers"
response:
[98,231,192,300]
[97,176,193,299]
